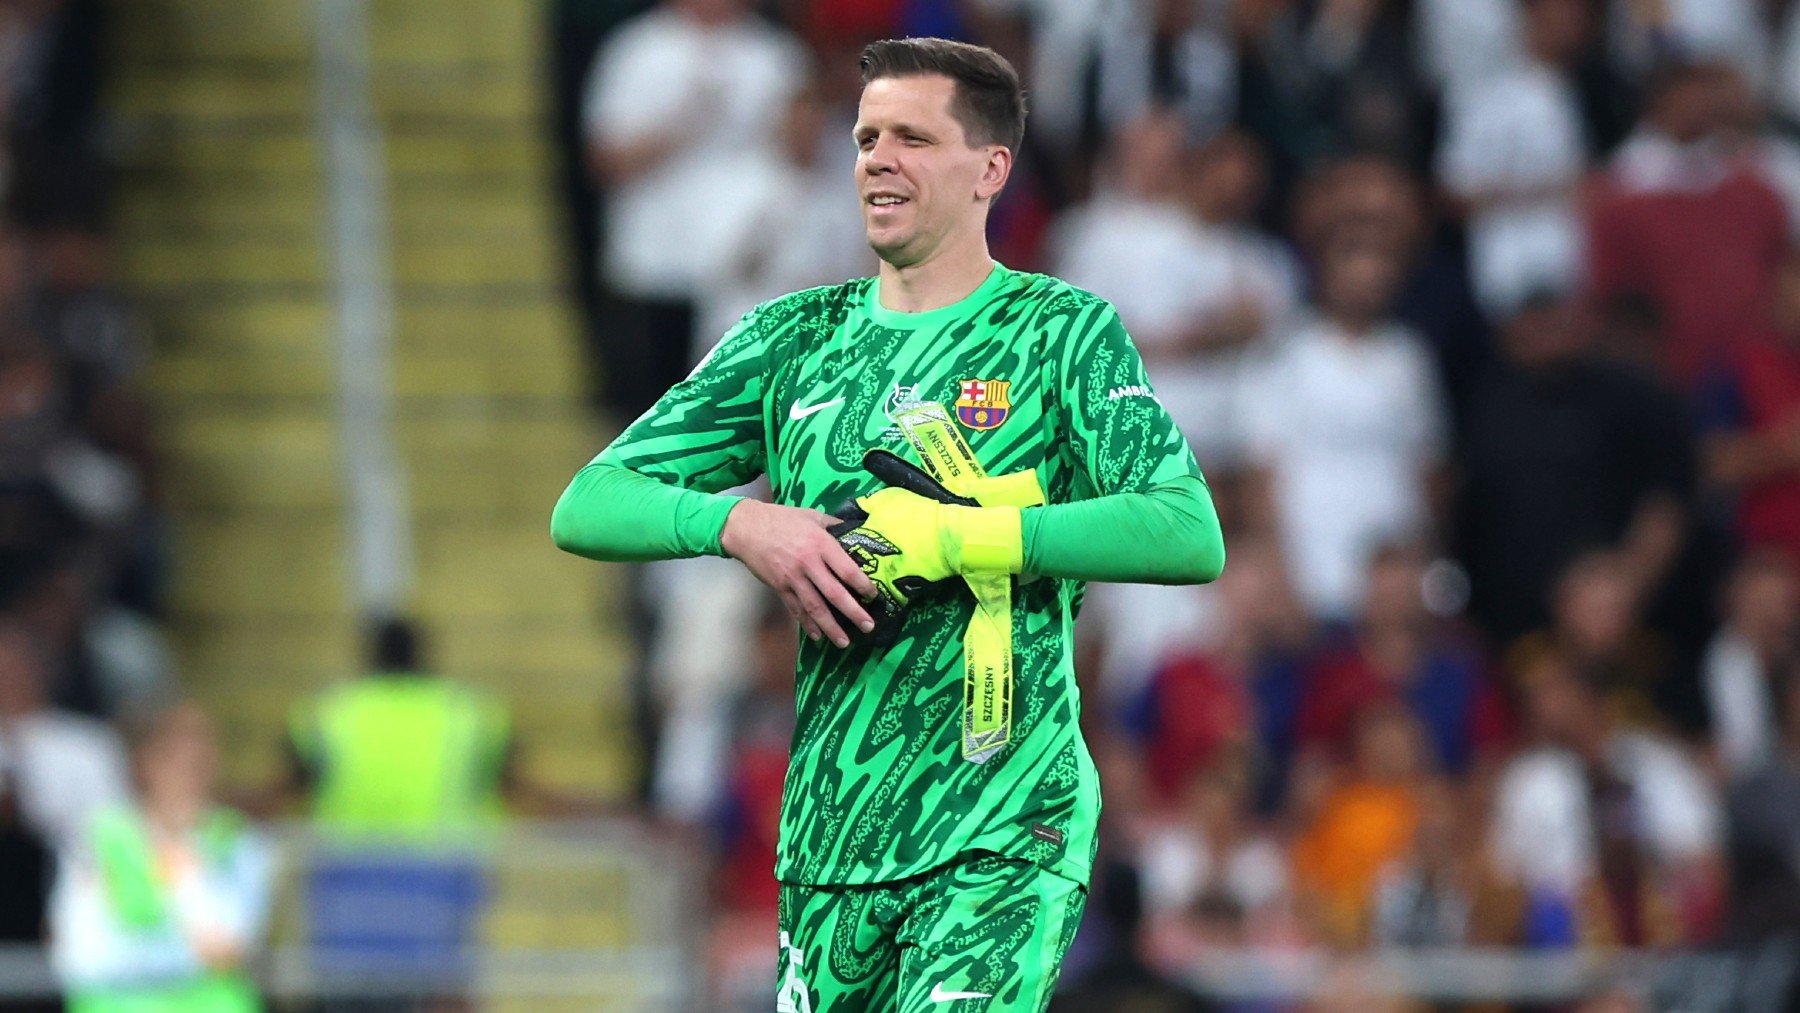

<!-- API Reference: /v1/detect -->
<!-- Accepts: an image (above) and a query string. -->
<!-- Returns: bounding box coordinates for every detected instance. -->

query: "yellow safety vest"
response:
[291,675,510,842]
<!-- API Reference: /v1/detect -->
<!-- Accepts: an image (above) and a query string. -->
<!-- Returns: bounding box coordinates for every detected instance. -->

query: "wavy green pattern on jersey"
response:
[595,265,1203,887]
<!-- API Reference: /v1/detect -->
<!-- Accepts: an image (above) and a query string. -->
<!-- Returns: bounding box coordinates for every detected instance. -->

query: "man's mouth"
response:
[867,195,909,207]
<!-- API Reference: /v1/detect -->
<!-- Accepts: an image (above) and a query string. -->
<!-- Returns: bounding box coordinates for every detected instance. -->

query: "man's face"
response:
[854,75,1003,267]
[1319,242,1402,323]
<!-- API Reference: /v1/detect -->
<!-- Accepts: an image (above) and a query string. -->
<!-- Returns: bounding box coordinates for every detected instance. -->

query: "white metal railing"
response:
[6,816,1796,1013]
[1175,942,1800,1010]
[2,819,705,1008]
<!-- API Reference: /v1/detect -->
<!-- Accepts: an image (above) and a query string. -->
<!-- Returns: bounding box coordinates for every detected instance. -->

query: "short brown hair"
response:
[859,37,1026,153]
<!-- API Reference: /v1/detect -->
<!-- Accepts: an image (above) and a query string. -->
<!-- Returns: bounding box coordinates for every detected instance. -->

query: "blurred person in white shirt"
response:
[1437,0,1591,320]
[1050,109,1228,704]
[1177,131,1303,473]
[1051,108,1216,369]
[1135,751,1290,968]
[581,0,805,417]
[0,622,126,851]
[50,703,273,1012]
[1055,114,1298,470]
[1241,234,1450,625]
[1053,114,1297,699]
[1414,0,1521,93]
[695,76,873,356]
[1490,651,1722,946]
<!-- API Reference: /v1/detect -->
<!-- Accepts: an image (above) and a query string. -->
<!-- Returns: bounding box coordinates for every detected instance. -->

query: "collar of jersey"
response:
[865,262,1010,329]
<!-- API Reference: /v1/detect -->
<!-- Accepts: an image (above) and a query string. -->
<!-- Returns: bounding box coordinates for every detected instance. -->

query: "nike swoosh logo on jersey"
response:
[789,396,845,421]
[930,983,993,1002]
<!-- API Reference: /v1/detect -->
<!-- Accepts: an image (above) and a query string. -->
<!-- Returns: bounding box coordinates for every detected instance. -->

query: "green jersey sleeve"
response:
[550,305,773,561]
[1020,298,1223,583]
[596,306,772,488]
[1051,301,1203,496]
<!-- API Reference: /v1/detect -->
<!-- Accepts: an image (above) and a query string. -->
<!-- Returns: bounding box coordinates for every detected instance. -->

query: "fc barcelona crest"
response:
[955,379,1012,430]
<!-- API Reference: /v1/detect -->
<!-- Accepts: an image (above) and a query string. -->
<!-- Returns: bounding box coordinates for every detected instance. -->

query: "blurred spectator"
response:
[1490,652,1722,948]
[1135,752,1290,967]
[1702,550,1799,778]
[1725,656,1800,943]
[1054,117,1296,478]
[1291,702,1435,946]
[1134,640,1251,809]
[1507,550,1674,729]
[1295,544,1509,778]
[695,77,871,349]
[1132,536,1317,812]
[642,548,768,822]
[1052,110,1269,709]
[1586,58,1789,386]
[278,618,580,1008]
[1289,153,1491,422]
[1697,248,1800,574]
[713,602,796,916]
[1236,0,1432,178]
[1179,131,1302,477]
[1436,0,1589,320]
[1083,580,1221,718]
[1367,783,1495,948]
[1052,108,1226,381]
[1074,0,1239,153]
[1608,0,1767,87]
[49,702,273,1013]
[1413,0,1519,94]
[1242,233,1449,624]
[547,0,657,386]
[1456,291,1693,649]
[1291,153,1426,259]
[581,0,805,418]
[0,279,162,717]
[0,621,127,850]
[278,617,579,837]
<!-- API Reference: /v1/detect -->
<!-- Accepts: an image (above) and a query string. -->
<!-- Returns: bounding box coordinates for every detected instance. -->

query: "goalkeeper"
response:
[552,37,1224,1013]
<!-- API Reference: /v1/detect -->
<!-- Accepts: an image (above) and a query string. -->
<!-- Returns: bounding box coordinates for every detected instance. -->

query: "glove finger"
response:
[827,498,867,539]
[863,449,978,506]
[823,535,878,601]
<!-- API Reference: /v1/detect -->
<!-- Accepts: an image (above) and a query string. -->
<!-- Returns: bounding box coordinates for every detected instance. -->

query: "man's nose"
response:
[863,137,898,173]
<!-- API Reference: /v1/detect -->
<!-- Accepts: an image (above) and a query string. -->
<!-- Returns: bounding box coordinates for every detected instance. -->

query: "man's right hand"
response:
[720,500,877,648]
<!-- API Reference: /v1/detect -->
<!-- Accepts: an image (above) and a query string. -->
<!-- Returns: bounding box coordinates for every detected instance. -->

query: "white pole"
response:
[315,0,412,615]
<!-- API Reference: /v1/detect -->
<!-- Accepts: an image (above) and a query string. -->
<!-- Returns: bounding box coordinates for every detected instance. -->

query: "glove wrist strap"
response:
[944,505,1023,574]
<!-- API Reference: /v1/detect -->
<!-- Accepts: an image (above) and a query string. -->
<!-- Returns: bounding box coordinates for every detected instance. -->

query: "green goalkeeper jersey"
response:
[588,263,1204,888]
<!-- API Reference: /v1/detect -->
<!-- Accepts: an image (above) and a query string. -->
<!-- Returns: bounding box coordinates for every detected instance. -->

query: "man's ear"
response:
[975,145,1012,201]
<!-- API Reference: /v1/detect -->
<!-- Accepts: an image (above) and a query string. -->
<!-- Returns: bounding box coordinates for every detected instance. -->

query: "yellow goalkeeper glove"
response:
[828,450,1030,645]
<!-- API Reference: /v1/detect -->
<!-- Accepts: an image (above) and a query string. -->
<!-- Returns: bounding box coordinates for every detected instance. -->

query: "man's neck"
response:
[877,232,995,313]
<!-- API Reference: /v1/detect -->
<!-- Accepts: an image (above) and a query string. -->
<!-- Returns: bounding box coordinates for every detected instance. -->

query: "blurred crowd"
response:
[0,1,291,1009]
[14,0,1800,1006]
[549,0,1800,1006]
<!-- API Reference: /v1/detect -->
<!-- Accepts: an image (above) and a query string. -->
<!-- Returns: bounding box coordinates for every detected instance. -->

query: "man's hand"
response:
[720,500,877,648]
